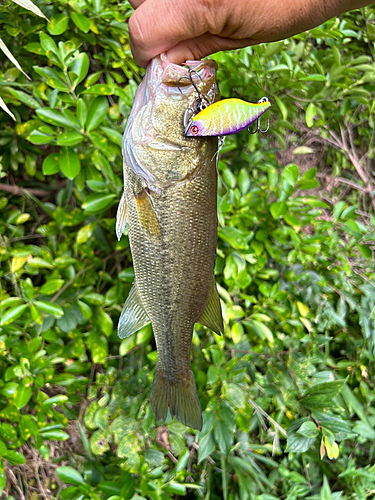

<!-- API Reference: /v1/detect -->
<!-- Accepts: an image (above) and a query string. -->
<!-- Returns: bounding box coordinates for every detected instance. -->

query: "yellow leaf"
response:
[11,256,27,273]
[297,301,310,317]
[300,317,312,332]
[324,438,339,459]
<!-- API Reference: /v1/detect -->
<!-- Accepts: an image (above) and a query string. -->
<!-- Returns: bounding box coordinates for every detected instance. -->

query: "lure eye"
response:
[190,125,199,135]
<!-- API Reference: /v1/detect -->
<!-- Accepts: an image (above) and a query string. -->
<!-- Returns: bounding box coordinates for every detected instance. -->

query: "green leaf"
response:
[60,147,81,180]
[98,482,121,496]
[57,131,84,146]
[56,467,86,485]
[175,449,189,473]
[39,279,64,295]
[86,96,109,132]
[82,193,116,212]
[70,53,89,87]
[34,301,64,317]
[286,425,316,453]
[41,395,69,407]
[83,84,113,95]
[0,304,28,326]
[198,432,215,463]
[281,164,299,186]
[214,421,232,455]
[28,130,54,144]
[40,429,69,440]
[39,32,57,53]
[4,450,26,465]
[270,201,288,219]
[97,308,113,337]
[42,153,60,175]
[14,385,32,409]
[47,14,69,35]
[305,102,316,128]
[273,95,288,120]
[7,89,40,109]
[71,12,90,33]
[36,108,77,129]
[300,74,326,81]
[357,244,372,259]
[77,98,87,127]
[297,421,319,438]
[77,300,92,320]
[163,483,187,496]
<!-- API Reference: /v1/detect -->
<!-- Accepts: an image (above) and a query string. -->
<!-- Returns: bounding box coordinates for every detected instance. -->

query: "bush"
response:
[0,1,375,499]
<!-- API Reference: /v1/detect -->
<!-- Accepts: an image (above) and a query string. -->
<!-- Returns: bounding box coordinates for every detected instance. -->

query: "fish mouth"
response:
[148,54,218,96]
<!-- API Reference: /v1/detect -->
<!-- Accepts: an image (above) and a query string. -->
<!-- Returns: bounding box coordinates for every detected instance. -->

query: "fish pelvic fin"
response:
[150,365,202,431]
[135,189,161,239]
[116,191,128,241]
[198,277,224,336]
[118,283,150,339]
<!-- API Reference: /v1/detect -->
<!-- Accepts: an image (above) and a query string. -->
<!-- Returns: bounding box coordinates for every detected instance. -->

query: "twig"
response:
[248,399,287,438]
[50,265,94,303]
[0,184,53,197]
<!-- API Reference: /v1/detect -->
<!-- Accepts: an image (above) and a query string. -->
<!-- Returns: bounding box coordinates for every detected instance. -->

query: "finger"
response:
[166,34,255,66]
[129,0,220,67]
[128,0,145,9]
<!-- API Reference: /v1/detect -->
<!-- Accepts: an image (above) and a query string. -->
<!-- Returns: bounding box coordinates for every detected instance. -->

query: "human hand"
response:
[128,0,373,68]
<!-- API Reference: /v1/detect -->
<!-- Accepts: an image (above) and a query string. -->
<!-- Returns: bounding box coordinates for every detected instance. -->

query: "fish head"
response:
[123,55,219,190]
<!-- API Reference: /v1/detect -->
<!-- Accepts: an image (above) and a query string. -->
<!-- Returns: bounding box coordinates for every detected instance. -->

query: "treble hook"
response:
[248,96,270,134]
[248,118,270,134]
[177,69,210,109]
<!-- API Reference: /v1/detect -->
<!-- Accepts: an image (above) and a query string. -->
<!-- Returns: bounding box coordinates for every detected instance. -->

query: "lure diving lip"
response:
[185,97,271,137]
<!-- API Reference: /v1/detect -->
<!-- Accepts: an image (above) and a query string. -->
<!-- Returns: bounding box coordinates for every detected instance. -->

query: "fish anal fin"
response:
[116,191,128,241]
[150,364,202,431]
[198,277,223,336]
[118,284,150,339]
[135,190,161,239]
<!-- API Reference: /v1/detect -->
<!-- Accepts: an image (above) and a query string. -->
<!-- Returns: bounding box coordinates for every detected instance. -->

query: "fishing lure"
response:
[184,96,271,137]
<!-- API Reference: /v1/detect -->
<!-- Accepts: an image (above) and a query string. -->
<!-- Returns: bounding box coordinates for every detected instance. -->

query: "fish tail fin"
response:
[150,364,202,431]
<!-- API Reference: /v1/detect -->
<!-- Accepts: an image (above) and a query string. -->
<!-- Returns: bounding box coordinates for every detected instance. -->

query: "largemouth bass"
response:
[116,54,223,431]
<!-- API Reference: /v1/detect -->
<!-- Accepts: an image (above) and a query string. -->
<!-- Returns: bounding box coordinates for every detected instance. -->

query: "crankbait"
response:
[185,96,271,137]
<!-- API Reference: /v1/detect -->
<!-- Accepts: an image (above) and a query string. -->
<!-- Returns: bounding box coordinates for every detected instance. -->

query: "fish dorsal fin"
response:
[135,190,161,239]
[198,277,223,336]
[118,284,150,339]
[116,191,128,241]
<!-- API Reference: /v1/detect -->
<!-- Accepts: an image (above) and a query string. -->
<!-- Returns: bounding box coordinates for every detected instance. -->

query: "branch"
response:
[0,183,53,197]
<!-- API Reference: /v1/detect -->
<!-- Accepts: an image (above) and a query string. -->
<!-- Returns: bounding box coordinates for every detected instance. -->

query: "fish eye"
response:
[190,125,199,135]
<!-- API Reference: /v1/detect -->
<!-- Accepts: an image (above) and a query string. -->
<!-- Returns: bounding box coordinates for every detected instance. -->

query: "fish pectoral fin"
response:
[198,277,224,336]
[135,190,161,239]
[118,283,150,339]
[116,191,128,241]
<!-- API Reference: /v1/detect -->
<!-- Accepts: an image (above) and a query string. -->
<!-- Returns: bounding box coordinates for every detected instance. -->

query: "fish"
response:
[116,54,224,431]
[185,97,271,137]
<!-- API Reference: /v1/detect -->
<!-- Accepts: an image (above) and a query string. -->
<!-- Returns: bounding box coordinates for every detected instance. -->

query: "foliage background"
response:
[0,1,375,499]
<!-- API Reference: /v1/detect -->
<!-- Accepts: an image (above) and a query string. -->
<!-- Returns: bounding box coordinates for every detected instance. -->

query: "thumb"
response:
[166,34,255,65]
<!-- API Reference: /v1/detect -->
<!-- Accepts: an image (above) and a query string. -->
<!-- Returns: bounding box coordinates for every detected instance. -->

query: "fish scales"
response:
[116,55,224,430]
